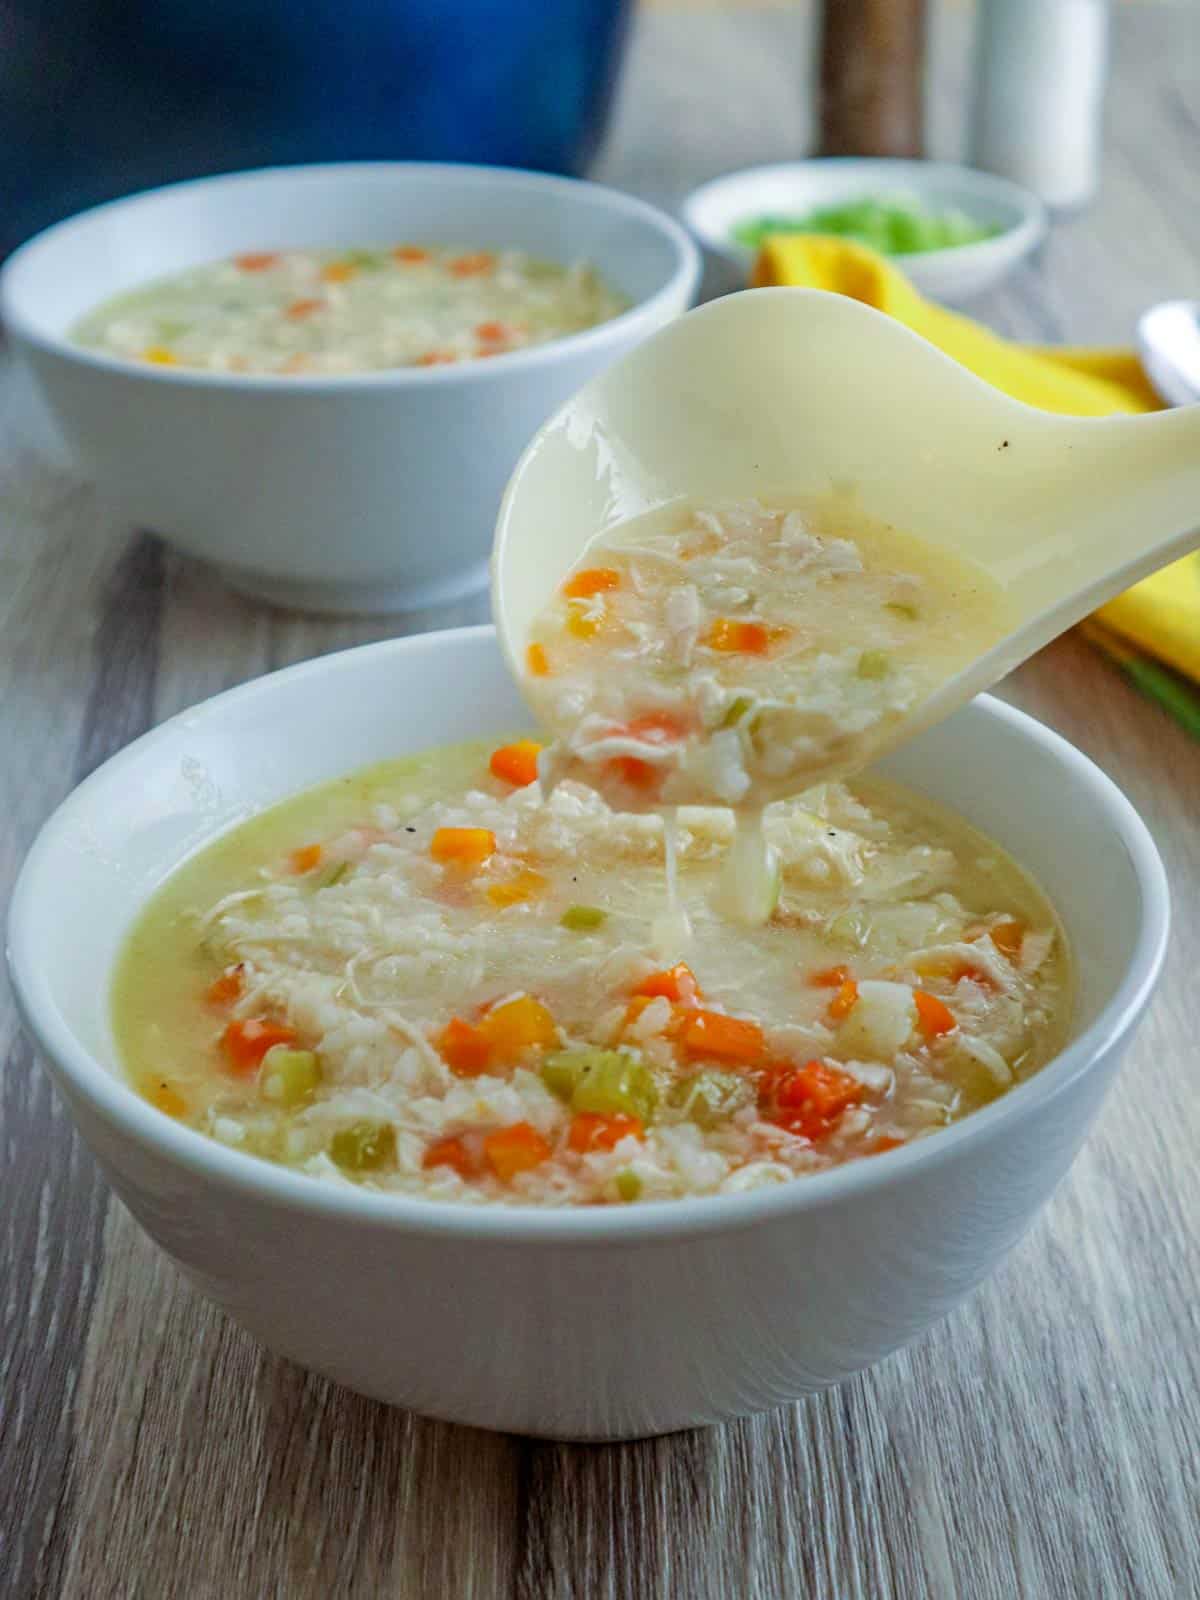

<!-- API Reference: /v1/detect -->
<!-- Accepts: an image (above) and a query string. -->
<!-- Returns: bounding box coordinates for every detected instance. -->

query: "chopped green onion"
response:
[330,1121,396,1172]
[318,861,350,889]
[857,649,891,680]
[615,1169,643,1203]
[260,1047,322,1107]
[561,904,607,931]
[885,601,919,621]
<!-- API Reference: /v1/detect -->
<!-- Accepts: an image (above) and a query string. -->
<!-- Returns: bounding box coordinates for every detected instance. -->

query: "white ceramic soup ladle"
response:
[492,287,1200,771]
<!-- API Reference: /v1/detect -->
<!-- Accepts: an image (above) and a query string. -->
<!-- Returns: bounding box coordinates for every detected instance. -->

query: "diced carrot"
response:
[568,1112,643,1153]
[205,964,245,1008]
[484,1122,551,1180]
[430,827,496,866]
[526,642,551,678]
[448,251,495,277]
[989,919,1025,960]
[148,1081,189,1119]
[609,756,658,790]
[423,1136,475,1177]
[489,740,542,787]
[479,995,558,1060]
[636,963,702,1006]
[234,252,279,272]
[475,320,510,343]
[289,843,323,874]
[437,1017,493,1076]
[414,350,456,366]
[827,978,860,1022]
[563,567,621,601]
[393,245,430,263]
[566,600,605,639]
[809,964,851,989]
[486,869,548,908]
[221,1017,297,1075]
[285,298,323,320]
[913,989,957,1040]
[869,1135,905,1155]
[278,353,312,374]
[679,1009,765,1064]
[706,618,770,655]
[768,1059,862,1141]
[321,261,357,283]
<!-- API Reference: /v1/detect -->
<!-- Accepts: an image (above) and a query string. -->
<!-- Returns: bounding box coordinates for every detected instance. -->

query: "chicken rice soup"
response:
[72,246,629,375]
[113,737,1071,1206]
[523,496,1014,813]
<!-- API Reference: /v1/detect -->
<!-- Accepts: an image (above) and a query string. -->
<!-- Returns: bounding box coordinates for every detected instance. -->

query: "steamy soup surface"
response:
[72,245,629,376]
[113,737,1071,1206]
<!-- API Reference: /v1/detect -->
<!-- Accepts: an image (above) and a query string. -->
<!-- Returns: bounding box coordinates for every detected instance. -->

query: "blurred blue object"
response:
[0,0,633,256]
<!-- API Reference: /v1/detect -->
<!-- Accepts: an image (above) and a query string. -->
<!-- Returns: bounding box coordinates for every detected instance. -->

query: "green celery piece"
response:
[561,905,607,931]
[668,1069,753,1128]
[720,695,754,729]
[857,649,891,680]
[260,1047,322,1107]
[572,1052,658,1121]
[615,1170,643,1203]
[330,1121,396,1171]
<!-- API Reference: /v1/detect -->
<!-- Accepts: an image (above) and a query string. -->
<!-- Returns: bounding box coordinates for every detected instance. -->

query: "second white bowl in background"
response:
[0,163,700,614]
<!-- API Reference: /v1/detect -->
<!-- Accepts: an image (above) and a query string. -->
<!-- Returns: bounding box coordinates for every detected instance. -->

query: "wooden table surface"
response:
[3,6,1198,1597]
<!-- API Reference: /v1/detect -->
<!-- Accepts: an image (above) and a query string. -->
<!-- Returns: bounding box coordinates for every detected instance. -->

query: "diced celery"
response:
[318,861,350,889]
[260,1047,322,1107]
[572,1052,658,1121]
[857,649,891,680]
[561,904,607,931]
[720,695,754,729]
[344,249,386,270]
[668,1069,753,1128]
[615,1169,643,1203]
[542,1048,657,1119]
[540,1050,591,1102]
[330,1121,396,1171]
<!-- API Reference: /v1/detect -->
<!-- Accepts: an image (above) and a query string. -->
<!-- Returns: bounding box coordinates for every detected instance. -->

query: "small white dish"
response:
[682,159,1046,303]
[0,163,700,614]
[7,627,1167,1439]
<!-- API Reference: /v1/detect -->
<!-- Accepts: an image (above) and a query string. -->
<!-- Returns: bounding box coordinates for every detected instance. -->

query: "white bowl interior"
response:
[686,159,1038,262]
[3,163,694,341]
[11,629,1159,1130]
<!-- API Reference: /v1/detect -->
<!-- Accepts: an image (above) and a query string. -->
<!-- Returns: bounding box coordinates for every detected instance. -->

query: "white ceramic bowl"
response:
[0,164,700,614]
[683,159,1046,303]
[7,629,1167,1440]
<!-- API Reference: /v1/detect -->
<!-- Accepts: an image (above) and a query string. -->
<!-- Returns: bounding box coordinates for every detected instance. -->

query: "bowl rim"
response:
[0,161,702,393]
[6,624,1168,1244]
[682,157,1047,269]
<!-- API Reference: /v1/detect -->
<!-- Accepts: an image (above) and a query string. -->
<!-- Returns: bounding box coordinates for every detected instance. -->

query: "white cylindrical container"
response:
[970,0,1110,212]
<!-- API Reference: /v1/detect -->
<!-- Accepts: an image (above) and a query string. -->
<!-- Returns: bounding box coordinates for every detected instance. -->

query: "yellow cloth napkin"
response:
[753,235,1200,682]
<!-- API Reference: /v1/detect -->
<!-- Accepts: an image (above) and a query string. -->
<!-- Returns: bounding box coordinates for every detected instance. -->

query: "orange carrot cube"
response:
[489,741,542,787]
[430,827,496,867]
[484,1122,551,1180]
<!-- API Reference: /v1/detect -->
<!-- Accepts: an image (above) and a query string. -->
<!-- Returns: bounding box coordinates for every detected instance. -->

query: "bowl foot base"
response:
[216,560,491,617]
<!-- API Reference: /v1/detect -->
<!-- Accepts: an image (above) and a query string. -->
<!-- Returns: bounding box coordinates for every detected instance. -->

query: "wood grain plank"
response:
[0,431,165,1598]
